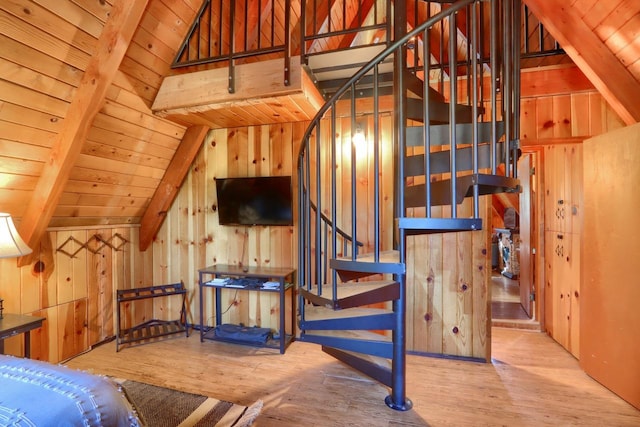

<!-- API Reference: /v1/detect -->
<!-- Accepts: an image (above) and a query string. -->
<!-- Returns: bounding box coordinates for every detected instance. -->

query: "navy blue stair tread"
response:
[299,329,393,358]
[301,306,397,332]
[300,281,399,309]
[303,305,392,321]
[404,71,445,102]
[404,141,507,177]
[405,173,520,207]
[330,250,403,275]
[304,281,397,299]
[397,217,483,234]
[405,121,504,147]
[407,97,475,124]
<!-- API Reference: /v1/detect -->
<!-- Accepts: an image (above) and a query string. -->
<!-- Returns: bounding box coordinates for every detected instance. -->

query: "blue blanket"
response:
[0,355,140,426]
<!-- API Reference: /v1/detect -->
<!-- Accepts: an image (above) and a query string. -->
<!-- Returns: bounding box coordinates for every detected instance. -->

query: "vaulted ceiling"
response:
[0,0,638,255]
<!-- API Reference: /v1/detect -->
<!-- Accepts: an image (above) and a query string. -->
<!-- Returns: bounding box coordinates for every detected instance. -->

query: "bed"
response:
[0,354,140,426]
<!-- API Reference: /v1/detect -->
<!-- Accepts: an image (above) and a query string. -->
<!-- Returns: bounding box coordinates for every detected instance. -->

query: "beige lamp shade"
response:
[0,213,32,258]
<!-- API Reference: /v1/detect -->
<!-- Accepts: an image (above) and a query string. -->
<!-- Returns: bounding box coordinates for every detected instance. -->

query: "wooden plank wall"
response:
[406,197,493,360]
[151,124,303,332]
[0,226,154,363]
[520,88,623,335]
[154,115,493,359]
[521,91,624,141]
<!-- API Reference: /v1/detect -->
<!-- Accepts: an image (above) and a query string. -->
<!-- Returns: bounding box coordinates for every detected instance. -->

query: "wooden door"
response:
[518,154,533,317]
[582,126,640,410]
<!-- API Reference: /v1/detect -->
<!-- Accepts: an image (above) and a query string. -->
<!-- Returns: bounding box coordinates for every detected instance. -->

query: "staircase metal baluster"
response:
[350,83,358,261]
[228,0,236,93]
[271,0,276,48]
[305,141,311,295]
[471,0,480,219]
[385,0,392,44]
[218,0,224,57]
[466,4,472,106]
[300,0,306,61]
[373,65,381,262]
[243,0,248,51]
[315,128,322,293]
[423,26,432,217]
[439,7,445,94]
[449,14,458,218]
[513,0,521,178]
[331,107,338,297]
[503,0,512,178]
[297,160,304,316]
[208,1,213,58]
[524,4,530,54]
[322,220,328,287]
[343,0,347,31]
[284,0,291,86]
[196,14,201,62]
[478,1,485,121]
[490,0,498,174]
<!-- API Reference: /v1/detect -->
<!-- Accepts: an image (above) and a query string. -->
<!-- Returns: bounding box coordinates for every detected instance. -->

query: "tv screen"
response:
[215,176,293,226]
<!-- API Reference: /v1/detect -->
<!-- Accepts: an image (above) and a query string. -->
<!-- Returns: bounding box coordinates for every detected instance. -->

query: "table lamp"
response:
[0,213,33,319]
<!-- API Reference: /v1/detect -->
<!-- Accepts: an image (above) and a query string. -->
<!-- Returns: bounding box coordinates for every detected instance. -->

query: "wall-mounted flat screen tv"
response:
[215,176,293,226]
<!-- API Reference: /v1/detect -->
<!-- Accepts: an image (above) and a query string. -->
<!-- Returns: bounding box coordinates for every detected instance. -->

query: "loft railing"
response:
[172,1,559,92]
[522,3,564,58]
[172,0,291,92]
[300,0,392,58]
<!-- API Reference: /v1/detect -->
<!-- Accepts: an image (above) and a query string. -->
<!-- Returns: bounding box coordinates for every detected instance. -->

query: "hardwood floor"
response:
[491,273,540,330]
[65,328,640,426]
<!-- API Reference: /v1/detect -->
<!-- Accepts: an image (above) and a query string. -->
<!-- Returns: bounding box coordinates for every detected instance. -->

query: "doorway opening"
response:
[490,152,541,330]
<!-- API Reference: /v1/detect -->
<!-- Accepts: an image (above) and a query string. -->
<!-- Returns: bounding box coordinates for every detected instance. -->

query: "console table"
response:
[0,314,45,358]
[198,265,295,354]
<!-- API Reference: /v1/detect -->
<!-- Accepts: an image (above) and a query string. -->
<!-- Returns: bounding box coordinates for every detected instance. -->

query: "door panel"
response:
[518,154,533,317]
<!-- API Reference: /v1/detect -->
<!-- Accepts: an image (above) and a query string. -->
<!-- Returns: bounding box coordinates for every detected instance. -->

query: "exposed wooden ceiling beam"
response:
[17,0,149,267]
[524,0,640,125]
[139,125,210,252]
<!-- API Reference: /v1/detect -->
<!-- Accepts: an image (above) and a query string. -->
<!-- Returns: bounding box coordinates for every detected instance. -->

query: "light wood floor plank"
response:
[65,327,640,426]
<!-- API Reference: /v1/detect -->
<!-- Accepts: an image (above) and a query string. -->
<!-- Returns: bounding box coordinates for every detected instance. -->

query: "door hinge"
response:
[530,166,535,176]
[530,292,535,302]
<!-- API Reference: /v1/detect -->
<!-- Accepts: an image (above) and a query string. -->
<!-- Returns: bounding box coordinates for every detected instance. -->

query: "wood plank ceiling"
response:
[0,0,639,253]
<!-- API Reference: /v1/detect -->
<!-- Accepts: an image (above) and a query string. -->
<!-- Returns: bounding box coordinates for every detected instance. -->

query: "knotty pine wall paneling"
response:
[0,226,152,363]
[406,197,492,360]
[155,124,298,335]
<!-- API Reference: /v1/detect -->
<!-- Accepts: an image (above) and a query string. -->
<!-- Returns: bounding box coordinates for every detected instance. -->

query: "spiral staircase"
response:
[169,0,525,411]
[296,0,521,410]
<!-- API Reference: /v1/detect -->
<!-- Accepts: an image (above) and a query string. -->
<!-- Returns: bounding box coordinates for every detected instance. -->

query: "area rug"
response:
[117,379,262,427]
